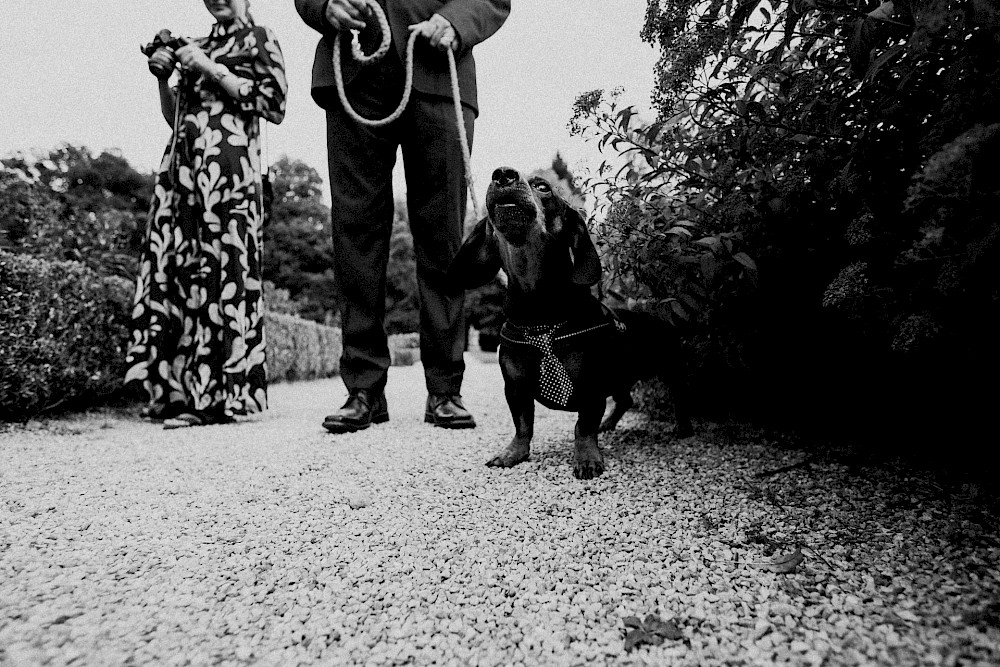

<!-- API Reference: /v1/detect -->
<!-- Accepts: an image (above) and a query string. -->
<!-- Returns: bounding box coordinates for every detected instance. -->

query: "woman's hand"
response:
[147,47,177,80]
[409,14,459,52]
[175,42,216,75]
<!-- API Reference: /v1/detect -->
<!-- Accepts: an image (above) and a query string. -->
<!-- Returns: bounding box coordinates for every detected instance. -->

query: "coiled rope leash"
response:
[332,0,482,217]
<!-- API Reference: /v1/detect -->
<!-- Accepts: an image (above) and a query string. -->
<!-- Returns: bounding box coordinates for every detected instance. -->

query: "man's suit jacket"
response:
[295,0,510,115]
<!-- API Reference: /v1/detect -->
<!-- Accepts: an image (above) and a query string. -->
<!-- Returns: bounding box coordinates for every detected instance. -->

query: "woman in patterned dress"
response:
[126,0,287,429]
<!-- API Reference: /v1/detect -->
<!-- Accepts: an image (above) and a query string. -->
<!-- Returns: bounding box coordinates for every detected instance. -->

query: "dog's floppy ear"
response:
[564,206,602,286]
[448,218,503,290]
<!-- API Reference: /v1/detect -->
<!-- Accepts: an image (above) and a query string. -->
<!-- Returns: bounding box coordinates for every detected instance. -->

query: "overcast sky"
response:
[1,1,657,204]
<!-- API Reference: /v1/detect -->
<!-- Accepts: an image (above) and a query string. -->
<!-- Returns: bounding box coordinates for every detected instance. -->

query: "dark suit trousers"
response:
[325,51,474,396]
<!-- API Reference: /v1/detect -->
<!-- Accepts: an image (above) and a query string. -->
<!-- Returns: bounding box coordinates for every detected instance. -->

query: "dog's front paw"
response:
[573,438,605,480]
[486,439,531,468]
[573,457,605,480]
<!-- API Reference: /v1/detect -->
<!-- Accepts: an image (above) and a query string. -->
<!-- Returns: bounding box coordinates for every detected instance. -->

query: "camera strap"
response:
[260,119,274,229]
[167,83,183,189]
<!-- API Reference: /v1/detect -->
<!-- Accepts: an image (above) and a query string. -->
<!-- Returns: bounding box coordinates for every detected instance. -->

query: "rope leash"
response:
[332,0,482,218]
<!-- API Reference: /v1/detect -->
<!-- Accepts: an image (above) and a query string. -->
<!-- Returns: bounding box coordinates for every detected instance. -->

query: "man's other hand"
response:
[409,14,460,52]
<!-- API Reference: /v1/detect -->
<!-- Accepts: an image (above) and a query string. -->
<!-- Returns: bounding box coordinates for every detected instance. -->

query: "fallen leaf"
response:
[644,614,684,640]
[623,613,684,651]
[624,628,649,652]
[763,549,804,574]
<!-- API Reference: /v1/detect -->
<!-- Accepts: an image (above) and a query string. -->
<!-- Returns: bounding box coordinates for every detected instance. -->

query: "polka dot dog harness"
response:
[499,311,627,409]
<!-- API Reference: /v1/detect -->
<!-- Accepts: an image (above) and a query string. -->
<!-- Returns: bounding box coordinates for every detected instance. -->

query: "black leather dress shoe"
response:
[425,394,476,429]
[322,389,389,434]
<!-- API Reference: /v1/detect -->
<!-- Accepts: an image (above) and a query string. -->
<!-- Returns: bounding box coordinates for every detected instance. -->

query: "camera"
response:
[141,29,191,78]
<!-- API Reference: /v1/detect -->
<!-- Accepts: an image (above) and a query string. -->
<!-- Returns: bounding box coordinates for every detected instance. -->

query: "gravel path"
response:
[2,353,999,666]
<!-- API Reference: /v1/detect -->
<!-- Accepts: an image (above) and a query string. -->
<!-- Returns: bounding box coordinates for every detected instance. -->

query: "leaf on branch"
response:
[868,1,894,21]
[733,252,757,271]
[669,299,689,321]
[730,0,763,39]
[763,548,804,573]
[701,253,718,284]
[679,293,701,312]
[863,43,905,83]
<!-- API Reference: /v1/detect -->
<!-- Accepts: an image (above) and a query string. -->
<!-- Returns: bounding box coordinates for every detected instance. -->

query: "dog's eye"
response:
[532,181,551,193]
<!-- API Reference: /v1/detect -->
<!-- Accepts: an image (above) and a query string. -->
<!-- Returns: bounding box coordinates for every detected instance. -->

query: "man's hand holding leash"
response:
[324,0,459,52]
[324,0,370,31]
[409,14,460,52]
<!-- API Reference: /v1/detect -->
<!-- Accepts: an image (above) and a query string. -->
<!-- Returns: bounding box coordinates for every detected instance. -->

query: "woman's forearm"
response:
[158,79,176,126]
[203,63,252,101]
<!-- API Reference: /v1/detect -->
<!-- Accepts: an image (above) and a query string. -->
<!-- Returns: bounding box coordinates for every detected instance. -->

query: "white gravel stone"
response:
[1,355,999,665]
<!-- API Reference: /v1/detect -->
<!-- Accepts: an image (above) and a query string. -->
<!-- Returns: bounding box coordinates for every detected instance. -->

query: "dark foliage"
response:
[1,146,152,279]
[572,0,999,457]
[386,210,419,335]
[262,156,339,324]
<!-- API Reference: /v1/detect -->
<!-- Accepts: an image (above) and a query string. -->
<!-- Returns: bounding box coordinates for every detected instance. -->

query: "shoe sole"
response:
[323,413,389,434]
[424,413,477,429]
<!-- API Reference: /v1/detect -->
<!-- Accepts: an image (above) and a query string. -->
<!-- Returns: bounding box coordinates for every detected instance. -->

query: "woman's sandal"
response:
[163,412,206,430]
[142,404,184,421]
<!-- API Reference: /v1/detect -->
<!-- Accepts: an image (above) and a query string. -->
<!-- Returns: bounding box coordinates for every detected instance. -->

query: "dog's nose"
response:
[491,167,520,187]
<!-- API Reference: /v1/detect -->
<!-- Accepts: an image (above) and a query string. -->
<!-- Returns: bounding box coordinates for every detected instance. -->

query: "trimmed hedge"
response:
[265,311,341,382]
[0,250,345,420]
[0,250,133,419]
[388,332,420,367]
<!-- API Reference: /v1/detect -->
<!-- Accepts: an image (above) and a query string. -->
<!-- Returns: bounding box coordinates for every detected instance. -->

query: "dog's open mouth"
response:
[490,201,536,235]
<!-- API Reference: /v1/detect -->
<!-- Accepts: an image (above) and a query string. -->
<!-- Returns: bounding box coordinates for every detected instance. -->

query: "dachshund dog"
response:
[449,167,694,479]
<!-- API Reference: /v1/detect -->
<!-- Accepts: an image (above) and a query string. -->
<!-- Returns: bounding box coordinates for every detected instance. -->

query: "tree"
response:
[1,145,153,278]
[262,157,425,331]
[262,156,339,324]
[385,200,419,334]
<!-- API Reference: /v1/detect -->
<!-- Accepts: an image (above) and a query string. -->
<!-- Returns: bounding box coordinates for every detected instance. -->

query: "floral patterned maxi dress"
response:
[125,18,287,418]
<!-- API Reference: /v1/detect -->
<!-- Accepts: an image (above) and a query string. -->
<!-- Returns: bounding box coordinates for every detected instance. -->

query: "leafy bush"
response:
[388,332,421,366]
[569,0,1000,450]
[0,249,348,418]
[265,311,342,382]
[0,250,133,420]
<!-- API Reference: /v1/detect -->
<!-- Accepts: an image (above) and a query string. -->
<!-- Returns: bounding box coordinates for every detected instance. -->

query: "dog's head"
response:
[450,167,601,293]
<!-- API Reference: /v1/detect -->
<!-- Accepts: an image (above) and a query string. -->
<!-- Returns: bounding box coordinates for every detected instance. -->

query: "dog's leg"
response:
[573,397,606,479]
[671,376,694,439]
[486,383,535,468]
[598,390,634,432]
